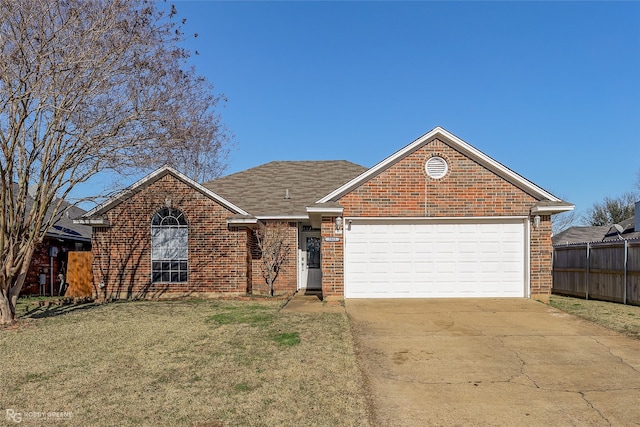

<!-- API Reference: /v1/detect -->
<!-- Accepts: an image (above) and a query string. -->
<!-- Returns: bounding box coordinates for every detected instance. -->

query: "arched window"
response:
[151,207,188,283]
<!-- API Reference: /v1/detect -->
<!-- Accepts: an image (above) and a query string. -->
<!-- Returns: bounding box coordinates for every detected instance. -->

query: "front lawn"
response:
[0,299,369,426]
[550,295,640,339]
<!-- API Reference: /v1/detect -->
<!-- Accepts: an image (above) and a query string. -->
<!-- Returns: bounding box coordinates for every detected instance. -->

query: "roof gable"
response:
[80,166,248,221]
[318,127,566,206]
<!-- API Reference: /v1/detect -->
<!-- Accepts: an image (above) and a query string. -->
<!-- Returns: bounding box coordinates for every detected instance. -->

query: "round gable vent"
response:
[425,156,448,179]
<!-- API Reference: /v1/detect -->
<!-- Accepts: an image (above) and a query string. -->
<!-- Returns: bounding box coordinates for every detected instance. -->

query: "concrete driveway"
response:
[346,298,640,426]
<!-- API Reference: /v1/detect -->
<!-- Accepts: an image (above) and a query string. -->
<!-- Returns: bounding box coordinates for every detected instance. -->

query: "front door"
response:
[299,231,322,290]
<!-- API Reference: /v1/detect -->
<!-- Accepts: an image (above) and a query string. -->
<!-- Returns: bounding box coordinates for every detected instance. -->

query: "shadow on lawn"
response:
[19,301,102,320]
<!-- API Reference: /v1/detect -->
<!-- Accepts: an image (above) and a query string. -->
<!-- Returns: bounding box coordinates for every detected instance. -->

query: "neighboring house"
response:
[552,204,640,245]
[77,127,573,301]
[551,203,639,304]
[22,203,92,296]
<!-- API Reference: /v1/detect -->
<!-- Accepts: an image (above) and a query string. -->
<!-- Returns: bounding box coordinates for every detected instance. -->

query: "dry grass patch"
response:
[550,295,640,339]
[0,299,369,426]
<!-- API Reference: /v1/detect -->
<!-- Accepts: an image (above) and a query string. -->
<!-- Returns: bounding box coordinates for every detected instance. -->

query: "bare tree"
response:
[0,0,231,324]
[254,222,292,297]
[582,192,637,226]
[552,209,578,235]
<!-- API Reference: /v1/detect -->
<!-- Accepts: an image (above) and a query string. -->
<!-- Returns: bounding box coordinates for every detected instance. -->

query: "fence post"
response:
[585,242,590,300]
[552,247,555,291]
[624,240,628,305]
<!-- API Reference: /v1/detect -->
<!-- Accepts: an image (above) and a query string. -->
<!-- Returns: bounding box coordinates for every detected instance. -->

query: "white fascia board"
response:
[530,205,575,214]
[81,166,249,218]
[73,218,110,226]
[226,218,259,229]
[344,216,528,222]
[306,206,344,215]
[318,126,562,203]
[255,215,309,220]
[226,217,259,224]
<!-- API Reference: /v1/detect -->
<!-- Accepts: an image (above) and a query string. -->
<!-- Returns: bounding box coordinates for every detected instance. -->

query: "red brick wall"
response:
[249,221,298,295]
[23,238,89,296]
[321,217,344,297]
[339,139,536,217]
[530,215,553,300]
[321,138,552,298]
[91,174,250,299]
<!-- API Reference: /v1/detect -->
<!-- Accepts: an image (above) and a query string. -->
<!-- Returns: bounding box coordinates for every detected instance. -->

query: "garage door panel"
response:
[344,220,526,298]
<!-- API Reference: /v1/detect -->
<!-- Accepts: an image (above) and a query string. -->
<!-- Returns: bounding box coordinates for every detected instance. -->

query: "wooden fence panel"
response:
[629,242,640,305]
[553,240,640,306]
[65,251,93,298]
[590,243,625,303]
[553,246,587,296]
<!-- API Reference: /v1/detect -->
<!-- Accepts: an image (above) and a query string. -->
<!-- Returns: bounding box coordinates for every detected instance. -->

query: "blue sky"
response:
[79,1,640,220]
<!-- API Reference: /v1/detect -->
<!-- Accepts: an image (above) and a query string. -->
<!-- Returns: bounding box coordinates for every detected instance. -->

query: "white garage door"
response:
[344,219,527,298]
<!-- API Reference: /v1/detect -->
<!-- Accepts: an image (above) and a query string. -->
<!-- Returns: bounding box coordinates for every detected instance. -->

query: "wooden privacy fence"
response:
[65,251,93,298]
[553,239,640,305]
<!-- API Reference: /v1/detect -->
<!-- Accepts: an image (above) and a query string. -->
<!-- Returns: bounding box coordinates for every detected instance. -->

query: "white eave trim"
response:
[344,216,529,222]
[530,205,575,214]
[255,215,309,220]
[73,218,110,226]
[306,206,344,215]
[81,166,249,219]
[226,217,259,224]
[318,126,562,203]
[226,217,259,228]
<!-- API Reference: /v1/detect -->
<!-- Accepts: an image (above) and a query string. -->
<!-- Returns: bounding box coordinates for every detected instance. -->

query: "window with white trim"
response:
[151,208,188,283]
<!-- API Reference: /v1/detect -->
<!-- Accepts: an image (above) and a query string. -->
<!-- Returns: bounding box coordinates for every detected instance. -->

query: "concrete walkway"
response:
[281,291,344,314]
[346,298,640,426]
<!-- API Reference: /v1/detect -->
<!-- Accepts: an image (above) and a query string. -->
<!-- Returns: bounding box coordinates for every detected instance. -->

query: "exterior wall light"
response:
[533,215,541,229]
[335,216,343,233]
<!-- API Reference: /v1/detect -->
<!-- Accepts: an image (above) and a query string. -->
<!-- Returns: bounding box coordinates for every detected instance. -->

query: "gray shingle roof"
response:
[47,203,92,241]
[553,215,640,245]
[9,183,92,241]
[203,161,368,217]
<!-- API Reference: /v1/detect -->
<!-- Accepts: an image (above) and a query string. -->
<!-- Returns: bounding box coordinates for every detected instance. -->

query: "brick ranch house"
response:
[76,127,573,302]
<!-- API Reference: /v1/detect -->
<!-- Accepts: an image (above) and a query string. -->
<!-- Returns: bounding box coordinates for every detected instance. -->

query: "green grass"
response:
[272,332,301,347]
[550,295,640,339]
[1,299,369,426]
[206,304,274,326]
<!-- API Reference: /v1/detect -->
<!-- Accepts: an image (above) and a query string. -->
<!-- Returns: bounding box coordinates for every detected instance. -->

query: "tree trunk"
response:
[0,251,32,325]
[0,291,16,325]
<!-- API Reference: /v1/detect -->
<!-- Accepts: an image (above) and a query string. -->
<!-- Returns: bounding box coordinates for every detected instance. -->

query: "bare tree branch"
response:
[0,0,231,323]
[254,222,292,297]
[582,192,637,226]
